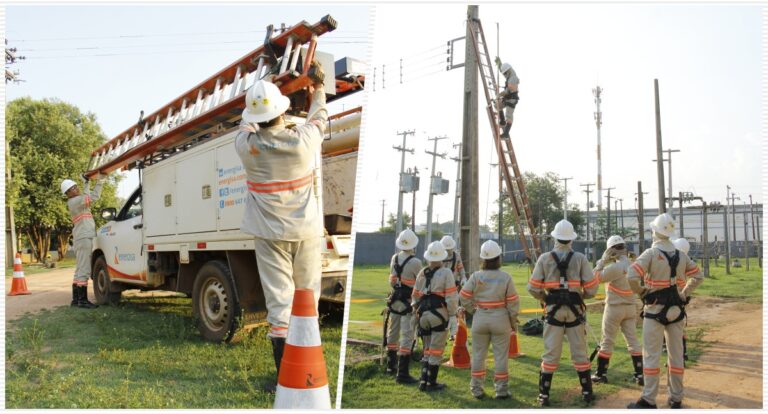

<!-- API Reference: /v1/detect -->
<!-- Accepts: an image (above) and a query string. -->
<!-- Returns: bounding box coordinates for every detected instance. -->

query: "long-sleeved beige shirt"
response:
[527,242,598,307]
[235,87,328,241]
[412,266,458,317]
[442,250,466,285]
[460,269,519,324]
[627,237,704,302]
[389,251,421,288]
[67,180,104,241]
[594,255,638,306]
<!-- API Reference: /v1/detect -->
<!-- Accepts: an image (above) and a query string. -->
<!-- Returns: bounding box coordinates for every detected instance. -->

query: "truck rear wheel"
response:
[192,260,241,343]
[92,256,122,305]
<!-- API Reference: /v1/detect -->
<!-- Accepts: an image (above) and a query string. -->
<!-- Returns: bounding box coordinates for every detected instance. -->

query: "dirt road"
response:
[595,297,762,409]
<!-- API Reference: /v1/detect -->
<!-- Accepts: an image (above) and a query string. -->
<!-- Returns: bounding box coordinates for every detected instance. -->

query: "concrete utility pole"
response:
[618,198,625,233]
[679,192,685,238]
[425,136,447,247]
[730,192,740,244]
[605,187,616,238]
[451,144,462,244]
[743,204,750,271]
[559,176,573,219]
[461,4,481,274]
[380,199,386,229]
[581,183,594,262]
[411,167,418,231]
[637,182,647,251]
[393,130,415,234]
[652,148,680,212]
[702,202,710,276]
[723,194,731,275]
[593,85,604,211]
[654,79,666,213]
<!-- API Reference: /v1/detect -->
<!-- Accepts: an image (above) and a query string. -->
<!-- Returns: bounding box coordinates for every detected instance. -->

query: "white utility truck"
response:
[84,15,365,342]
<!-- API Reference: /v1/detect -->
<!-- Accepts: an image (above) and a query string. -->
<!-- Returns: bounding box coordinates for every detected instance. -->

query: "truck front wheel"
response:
[92,256,122,305]
[192,260,241,343]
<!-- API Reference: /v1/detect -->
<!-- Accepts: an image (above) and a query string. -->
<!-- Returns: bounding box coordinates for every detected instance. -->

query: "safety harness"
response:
[444,252,460,287]
[544,251,586,328]
[387,255,416,315]
[642,249,686,326]
[416,267,448,335]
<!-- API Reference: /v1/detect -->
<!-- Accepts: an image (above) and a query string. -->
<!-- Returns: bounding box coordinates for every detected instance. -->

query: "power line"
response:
[12,29,369,43]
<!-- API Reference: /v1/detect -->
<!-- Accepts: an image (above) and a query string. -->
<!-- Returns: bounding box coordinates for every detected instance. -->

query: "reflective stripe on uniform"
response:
[471,370,486,378]
[644,367,661,375]
[386,343,398,350]
[247,173,313,193]
[494,372,509,380]
[505,294,518,301]
[597,350,612,359]
[460,289,474,298]
[608,284,634,296]
[398,347,411,354]
[476,300,505,309]
[669,365,684,375]
[631,262,646,276]
[270,325,288,338]
[541,362,559,371]
[72,213,93,224]
[685,266,700,276]
[573,362,591,371]
[582,278,599,289]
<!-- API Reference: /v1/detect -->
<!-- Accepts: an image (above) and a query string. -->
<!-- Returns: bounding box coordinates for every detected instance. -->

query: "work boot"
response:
[591,356,610,384]
[627,398,658,409]
[426,364,446,391]
[537,371,553,407]
[632,355,644,386]
[70,284,79,307]
[500,123,511,138]
[668,399,682,409]
[263,337,286,393]
[76,285,98,309]
[396,354,418,384]
[418,361,429,391]
[385,349,398,375]
[578,370,595,404]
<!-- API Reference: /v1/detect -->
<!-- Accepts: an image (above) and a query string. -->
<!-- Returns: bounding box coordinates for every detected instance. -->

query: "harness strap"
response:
[550,251,574,288]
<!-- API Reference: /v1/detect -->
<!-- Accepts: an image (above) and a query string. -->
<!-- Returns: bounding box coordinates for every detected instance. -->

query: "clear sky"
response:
[356,3,762,233]
[6,5,371,198]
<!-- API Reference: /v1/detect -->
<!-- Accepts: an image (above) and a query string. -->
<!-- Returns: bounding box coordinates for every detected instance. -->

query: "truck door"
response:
[104,187,148,283]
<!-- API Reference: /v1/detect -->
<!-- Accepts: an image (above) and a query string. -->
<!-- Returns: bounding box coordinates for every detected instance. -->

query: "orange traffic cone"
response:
[9,253,31,296]
[446,315,470,368]
[508,329,524,358]
[273,289,331,409]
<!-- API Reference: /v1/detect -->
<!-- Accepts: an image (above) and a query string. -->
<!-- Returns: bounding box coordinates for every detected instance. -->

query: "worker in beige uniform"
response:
[626,214,704,409]
[384,229,422,384]
[591,235,644,385]
[527,219,599,406]
[459,240,519,400]
[496,60,519,138]
[234,67,327,389]
[61,177,104,309]
[440,235,466,341]
[672,237,691,362]
[412,241,459,392]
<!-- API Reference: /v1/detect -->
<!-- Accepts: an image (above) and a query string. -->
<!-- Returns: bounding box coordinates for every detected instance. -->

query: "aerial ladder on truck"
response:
[465,17,541,262]
[84,14,363,178]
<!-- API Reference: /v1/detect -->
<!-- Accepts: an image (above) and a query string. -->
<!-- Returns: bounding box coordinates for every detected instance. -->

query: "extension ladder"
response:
[466,17,541,262]
[84,15,353,178]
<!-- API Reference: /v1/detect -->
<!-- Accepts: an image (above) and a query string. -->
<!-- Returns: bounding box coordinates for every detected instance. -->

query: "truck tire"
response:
[192,260,241,343]
[92,255,122,306]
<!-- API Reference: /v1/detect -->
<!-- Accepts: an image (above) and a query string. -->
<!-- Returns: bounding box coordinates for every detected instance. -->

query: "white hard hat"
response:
[395,229,419,250]
[440,235,456,250]
[500,62,512,74]
[606,235,626,249]
[551,219,578,241]
[672,238,690,255]
[650,213,676,238]
[241,80,290,124]
[479,240,502,260]
[423,241,448,262]
[60,179,77,195]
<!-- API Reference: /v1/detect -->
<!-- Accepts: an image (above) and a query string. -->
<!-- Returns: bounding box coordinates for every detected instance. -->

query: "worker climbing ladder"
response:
[84,15,362,179]
[466,16,541,262]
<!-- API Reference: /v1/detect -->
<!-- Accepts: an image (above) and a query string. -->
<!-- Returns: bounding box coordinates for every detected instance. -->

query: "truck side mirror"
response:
[101,207,117,221]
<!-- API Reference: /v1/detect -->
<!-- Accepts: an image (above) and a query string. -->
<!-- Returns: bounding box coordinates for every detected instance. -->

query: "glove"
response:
[309,59,325,85]
[81,173,90,183]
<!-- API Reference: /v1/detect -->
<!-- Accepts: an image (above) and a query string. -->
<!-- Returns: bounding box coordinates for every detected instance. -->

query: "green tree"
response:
[490,171,585,237]
[591,210,637,241]
[379,212,413,233]
[7,97,120,262]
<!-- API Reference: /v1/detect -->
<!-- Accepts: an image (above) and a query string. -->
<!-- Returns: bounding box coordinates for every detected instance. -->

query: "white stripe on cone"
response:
[274,384,331,409]
[286,315,322,347]
[13,272,24,278]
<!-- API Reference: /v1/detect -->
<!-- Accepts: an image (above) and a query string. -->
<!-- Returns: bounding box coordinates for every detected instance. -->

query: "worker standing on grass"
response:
[626,214,703,409]
[61,176,105,309]
[412,241,459,392]
[527,219,599,406]
[496,60,519,138]
[384,229,421,384]
[591,235,644,386]
[672,237,692,362]
[441,235,466,341]
[235,62,327,392]
[459,240,519,400]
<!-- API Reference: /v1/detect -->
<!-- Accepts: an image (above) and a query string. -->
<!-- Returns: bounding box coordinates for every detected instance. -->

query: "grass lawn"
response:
[693,261,762,301]
[5,257,77,278]
[6,295,342,408]
[341,261,757,408]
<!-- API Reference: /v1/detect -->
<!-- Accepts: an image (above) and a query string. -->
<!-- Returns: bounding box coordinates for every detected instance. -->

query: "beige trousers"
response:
[541,306,590,373]
[73,238,93,284]
[470,308,511,397]
[419,308,449,365]
[386,308,416,355]
[599,303,642,357]
[253,236,321,337]
[641,316,685,404]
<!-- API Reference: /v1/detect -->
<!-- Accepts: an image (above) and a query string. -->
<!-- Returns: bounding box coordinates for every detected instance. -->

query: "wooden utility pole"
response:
[460,5,480,273]
[393,130,415,235]
[654,79,666,213]
[380,199,386,229]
